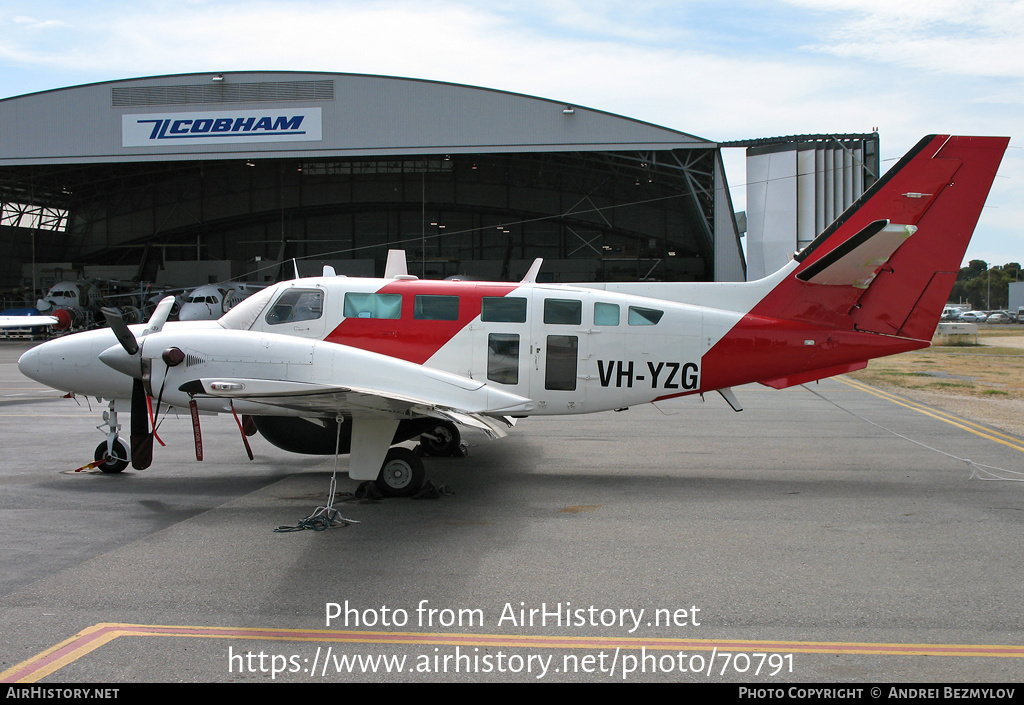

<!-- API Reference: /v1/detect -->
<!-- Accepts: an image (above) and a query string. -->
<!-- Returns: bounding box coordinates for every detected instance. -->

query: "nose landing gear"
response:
[93,439,129,473]
[93,400,129,473]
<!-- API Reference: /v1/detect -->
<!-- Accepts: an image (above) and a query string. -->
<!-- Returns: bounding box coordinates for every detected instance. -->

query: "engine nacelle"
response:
[251,416,442,455]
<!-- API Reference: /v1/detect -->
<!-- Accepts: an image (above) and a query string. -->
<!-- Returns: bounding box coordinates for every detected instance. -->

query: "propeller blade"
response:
[103,300,173,472]
[130,379,153,470]
[141,296,176,337]
[101,307,139,356]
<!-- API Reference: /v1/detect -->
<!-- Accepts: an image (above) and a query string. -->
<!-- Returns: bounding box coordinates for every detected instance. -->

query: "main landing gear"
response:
[375,447,425,497]
[373,421,462,497]
[418,420,463,457]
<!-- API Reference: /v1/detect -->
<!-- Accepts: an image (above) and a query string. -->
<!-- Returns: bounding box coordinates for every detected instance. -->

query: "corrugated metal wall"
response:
[744,136,877,281]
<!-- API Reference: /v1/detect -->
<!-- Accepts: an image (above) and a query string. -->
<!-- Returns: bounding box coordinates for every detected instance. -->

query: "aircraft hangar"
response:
[0,71,745,294]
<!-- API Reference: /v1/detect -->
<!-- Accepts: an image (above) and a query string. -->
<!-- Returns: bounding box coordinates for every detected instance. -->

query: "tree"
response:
[949,260,1017,310]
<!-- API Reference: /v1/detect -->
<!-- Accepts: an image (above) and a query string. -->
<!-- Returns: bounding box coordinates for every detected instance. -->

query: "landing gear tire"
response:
[419,421,461,457]
[94,440,129,474]
[375,447,425,498]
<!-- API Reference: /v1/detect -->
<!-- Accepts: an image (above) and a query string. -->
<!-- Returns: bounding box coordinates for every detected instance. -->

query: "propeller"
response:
[99,297,176,470]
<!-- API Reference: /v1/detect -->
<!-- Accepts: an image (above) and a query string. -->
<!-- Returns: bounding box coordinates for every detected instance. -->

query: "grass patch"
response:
[976,327,1024,336]
[937,339,983,347]
[847,326,1024,400]
[934,345,1022,356]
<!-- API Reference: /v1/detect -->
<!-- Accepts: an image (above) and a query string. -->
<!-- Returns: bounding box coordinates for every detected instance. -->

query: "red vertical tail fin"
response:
[754,135,1009,338]
[699,135,1008,393]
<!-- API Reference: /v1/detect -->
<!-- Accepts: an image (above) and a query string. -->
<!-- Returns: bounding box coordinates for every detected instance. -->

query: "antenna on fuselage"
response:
[384,250,409,279]
[520,258,543,284]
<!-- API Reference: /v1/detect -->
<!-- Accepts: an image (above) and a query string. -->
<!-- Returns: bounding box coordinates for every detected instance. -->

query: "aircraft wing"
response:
[0,315,58,328]
[181,378,521,439]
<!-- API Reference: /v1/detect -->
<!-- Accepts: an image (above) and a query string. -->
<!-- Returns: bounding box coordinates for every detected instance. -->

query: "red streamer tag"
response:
[189,399,203,461]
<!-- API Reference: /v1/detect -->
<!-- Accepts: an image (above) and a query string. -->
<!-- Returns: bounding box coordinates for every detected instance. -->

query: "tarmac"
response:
[1,339,1022,683]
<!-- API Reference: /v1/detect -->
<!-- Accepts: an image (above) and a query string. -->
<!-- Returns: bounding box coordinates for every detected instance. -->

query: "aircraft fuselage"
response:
[19,271,920,419]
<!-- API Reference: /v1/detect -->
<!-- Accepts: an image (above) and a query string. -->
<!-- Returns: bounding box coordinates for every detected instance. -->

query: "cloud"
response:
[790,0,1024,78]
[0,0,1017,265]
[11,15,66,29]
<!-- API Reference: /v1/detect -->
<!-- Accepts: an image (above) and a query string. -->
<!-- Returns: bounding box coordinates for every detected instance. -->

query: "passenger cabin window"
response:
[628,306,664,326]
[544,298,582,325]
[265,289,324,325]
[344,292,402,319]
[594,302,619,326]
[487,333,519,385]
[481,296,527,323]
[414,295,459,321]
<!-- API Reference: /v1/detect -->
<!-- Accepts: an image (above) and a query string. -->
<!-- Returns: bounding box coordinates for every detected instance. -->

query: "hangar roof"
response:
[0,72,710,165]
[0,73,743,290]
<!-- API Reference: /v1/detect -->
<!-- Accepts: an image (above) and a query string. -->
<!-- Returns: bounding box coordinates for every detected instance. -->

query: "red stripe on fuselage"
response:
[324,280,519,364]
[698,316,927,392]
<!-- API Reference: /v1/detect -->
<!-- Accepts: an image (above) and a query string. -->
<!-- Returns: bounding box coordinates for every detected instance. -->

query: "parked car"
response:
[958,311,988,322]
[986,312,1016,324]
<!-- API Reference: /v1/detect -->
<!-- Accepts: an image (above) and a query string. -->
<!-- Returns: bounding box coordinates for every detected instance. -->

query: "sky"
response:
[1,0,1021,268]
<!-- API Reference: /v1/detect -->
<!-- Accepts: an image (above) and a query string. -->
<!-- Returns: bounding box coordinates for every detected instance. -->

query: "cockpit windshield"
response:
[218,284,279,330]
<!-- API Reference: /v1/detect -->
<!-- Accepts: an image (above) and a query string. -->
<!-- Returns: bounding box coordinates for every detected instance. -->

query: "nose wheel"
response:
[92,399,129,473]
[93,439,129,473]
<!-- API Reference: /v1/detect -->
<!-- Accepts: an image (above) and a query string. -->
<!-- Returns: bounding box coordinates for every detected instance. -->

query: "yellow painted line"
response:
[836,376,1024,454]
[3,622,1023,682]
[838,376,1019,440]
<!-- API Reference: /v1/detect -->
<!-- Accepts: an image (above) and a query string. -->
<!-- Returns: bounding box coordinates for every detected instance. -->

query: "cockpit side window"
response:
[266,289,324,325]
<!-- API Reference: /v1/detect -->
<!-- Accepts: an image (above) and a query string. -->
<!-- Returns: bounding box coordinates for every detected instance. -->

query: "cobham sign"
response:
[122,108,322,147]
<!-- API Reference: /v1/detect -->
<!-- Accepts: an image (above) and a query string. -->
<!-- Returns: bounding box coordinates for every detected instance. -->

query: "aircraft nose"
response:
[17,346,41,379]
[17,338,78,389]
[15,329,134,399]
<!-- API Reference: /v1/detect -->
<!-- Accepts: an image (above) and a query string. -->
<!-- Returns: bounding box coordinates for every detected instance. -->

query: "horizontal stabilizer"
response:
[797,220,917,289]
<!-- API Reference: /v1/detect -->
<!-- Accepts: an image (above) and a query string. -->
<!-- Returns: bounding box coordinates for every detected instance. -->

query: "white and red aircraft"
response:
[17,135,1008,496]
